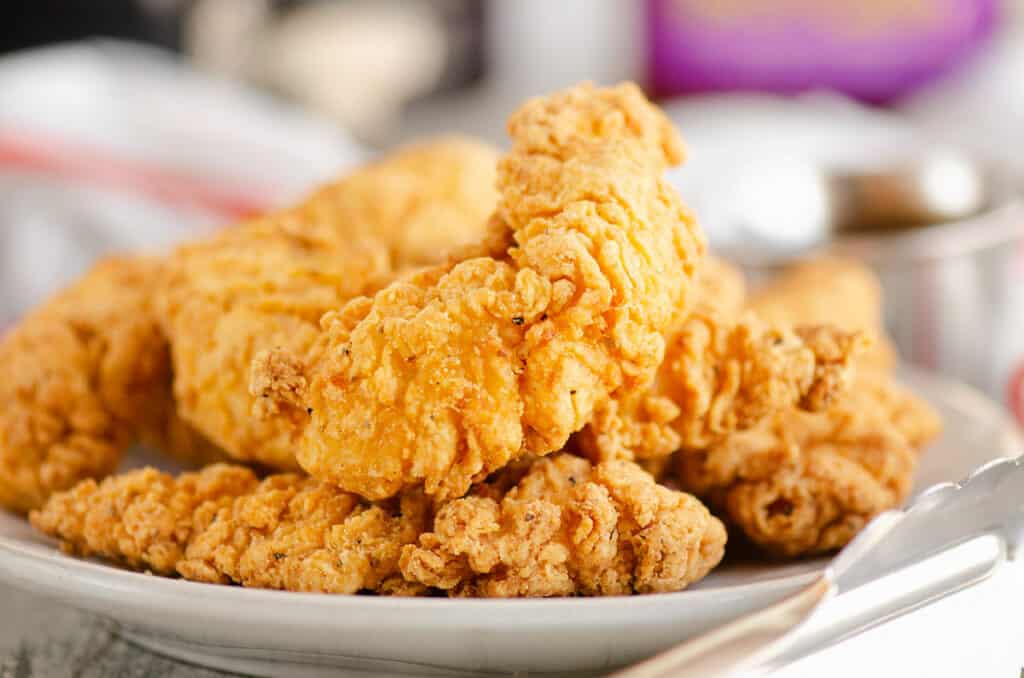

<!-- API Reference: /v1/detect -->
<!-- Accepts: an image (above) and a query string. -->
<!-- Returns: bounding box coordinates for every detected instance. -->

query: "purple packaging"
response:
[647,0,998,102]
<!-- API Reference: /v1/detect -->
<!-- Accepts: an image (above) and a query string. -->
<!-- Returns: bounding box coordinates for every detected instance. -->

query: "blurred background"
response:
[0,0,1022,424]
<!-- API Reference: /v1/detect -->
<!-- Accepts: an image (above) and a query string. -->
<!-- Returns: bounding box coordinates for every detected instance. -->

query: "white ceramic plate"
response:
[0,368,1020,677]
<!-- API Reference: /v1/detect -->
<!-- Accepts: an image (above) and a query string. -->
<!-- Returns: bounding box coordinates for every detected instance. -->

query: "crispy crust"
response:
[400,453,726,596]
[31,464,431,594]
[30,464,258,573]
[0,256,218,513]
[159,139,499,470]
[675,373,941,556]
[268,83,705,500]
[577,256,867,464]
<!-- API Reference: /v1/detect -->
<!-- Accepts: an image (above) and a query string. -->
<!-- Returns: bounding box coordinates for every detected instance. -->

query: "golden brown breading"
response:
[258,83,706,501]
[29,464,258,573]
[749,257,897,371]
[159,138,499,471]
[674,373,941,557]
[400,453,726,597]
[178,475,430,594]
[580,319,867,463]
[577,255,867,463]
[298,136,500,269]
[851,370,943,448]
[693,255,748,319]
[0,256,218,514]
[31,464,432,594]
[158,218,388,470]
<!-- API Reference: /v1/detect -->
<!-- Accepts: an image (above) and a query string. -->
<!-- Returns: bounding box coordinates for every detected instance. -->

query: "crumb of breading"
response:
[795,325,870,411]
[250,348,308,417]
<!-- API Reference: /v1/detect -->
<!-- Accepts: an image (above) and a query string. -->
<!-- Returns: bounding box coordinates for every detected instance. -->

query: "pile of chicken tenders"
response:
[2,83,940,597]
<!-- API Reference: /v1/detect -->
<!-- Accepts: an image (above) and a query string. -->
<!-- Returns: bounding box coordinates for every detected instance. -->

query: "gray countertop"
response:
[0,585,242,678]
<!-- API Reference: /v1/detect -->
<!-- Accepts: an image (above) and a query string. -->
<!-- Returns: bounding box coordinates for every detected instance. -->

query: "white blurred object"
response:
[188,0,450,142]
[264,0,446,142]
[901,12,1024,178]
[187,0,271,81]
[0,40,366,325]
[398,0,640,144]
[487,0,638,97]
[662,94,925,250]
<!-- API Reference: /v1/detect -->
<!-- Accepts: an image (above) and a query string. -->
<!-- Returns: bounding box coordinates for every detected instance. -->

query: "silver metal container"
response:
[732,157,1024,427]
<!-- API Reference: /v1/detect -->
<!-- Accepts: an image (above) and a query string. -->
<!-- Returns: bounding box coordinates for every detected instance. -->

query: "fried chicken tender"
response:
[158,222,386,471]
[177,475,430,594]
[577,256,868,464]
[675,373,941,557]
[400,453,726,596]
[299,136,500,268]
[159,138,499,471]
[30,464,257,573]
[749,257,897,371]
[31,464,432,594]
[691,255,748,318]
[257,83,706,501]
[666,257,939,557]
[0,256,218,514]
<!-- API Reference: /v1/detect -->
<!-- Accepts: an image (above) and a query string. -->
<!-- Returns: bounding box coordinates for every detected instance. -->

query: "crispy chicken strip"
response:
[159,138,499,470]
[400,453,726,597]
[674,373,941,557]
[577,257,868,463]
[299,136,500,268]
[690,255,748,318]
[749,257,897,372]
[0,257,218,514]
[31,464,432,595]
[256,83,706,501]
[30,464,258,573]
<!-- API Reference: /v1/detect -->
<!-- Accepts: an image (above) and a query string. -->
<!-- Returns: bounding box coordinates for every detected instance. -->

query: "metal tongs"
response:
[615,455,1024,678]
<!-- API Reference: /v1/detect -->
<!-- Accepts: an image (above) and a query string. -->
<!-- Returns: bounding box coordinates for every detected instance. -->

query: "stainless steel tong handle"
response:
[836,455,1024,590]
[613,455,1024,678]
[611,575,833,678]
